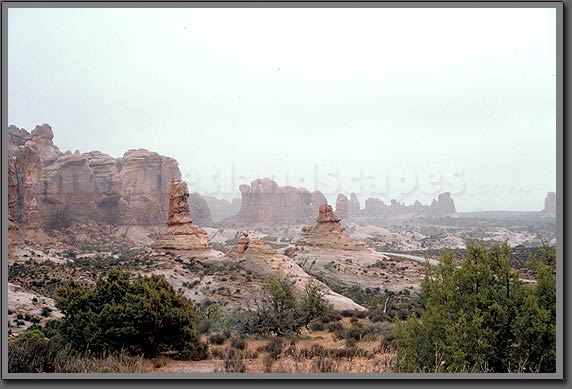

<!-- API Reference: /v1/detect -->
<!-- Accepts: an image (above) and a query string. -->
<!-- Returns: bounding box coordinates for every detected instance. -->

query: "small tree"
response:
[393,241,556,373]
[55,268,208,360]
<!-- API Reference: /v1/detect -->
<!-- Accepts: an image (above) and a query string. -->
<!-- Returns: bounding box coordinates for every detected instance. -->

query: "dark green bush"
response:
[54,268,207,360]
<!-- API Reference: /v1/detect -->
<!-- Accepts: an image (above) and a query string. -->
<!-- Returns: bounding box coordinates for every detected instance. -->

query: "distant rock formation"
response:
[8,124,183,230]
[429,192,456,215]
[348,193,361,216]
[300,204,366,251]
[310,190,328,219]
[151,179,211,251]
[236,178,315,225]
[543,192,556,217]
[204,196,241,222]
[335,193,349,220]
[363,192,456,218]
[189,193,212,226]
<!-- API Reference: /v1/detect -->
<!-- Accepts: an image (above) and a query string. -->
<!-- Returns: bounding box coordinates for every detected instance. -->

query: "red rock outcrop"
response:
[8,153,19,222]
[300,204,366,251]
[84,151,122,224]
[310,190,328,219]
[30,124,63,167]
[8,125,31,154]
[151,179,211,251]
[41,154,101,229]
[237,178,314,225]
[14,141,43,230]
[335,193,349,220]
[348,193,361,216]
[189,193,212,226]
[543,192,556,217]
[9,124,184,231]
[117,149,181,225]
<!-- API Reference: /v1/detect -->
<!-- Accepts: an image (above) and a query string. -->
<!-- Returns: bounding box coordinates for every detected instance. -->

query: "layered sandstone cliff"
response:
[8,124,199,230]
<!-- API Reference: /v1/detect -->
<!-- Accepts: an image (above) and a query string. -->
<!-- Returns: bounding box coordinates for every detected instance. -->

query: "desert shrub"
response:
[230,337,246,350]
[308,321,325,331]
[223,348,246,373]
[54,268,207,360]
[8,331,66,373]
[41,306,53,317]
[243,278,335,337]
[325,321,343,333]
[394,242,556,373]
[259,337,285,360]
[209,333,228,345]
[262,354,274,373]
[312,356,336,373]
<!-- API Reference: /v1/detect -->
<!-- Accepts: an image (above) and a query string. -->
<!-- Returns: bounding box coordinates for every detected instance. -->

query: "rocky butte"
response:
[151,178,211,252]
[7,124,214,232]
[236,178,326,225]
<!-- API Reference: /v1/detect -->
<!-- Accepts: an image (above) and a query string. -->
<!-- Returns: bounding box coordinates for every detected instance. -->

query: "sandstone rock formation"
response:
[8,124,185,231]
[429,192,456,215]
[204,196,241,222]
[30,124,63,167]
[13,141,43,230]
[8,125,31,154]
[117,149,181,225]
[84,151,122,224]
[8,154,18,222]
[335,193,349,220]
[310,190,328,219]
[543,192,556,217]
[348,193,361,216]
[300,204,366,251]
[41,154,101,229]
[363,193,456,218]
[237,178,315,225]
[226,233,364,311]
[151,179,211,251]
[189,193,212,226]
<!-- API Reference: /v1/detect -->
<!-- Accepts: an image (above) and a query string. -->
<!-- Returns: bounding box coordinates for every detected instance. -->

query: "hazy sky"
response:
[8,7,556,212]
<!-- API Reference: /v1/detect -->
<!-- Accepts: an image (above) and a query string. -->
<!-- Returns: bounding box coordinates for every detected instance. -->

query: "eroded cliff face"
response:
[8,124,201,230]
[335,193,349,220]
[237,178,316,225]
[189,193,212,226]
[117,149,181,225]
[13,141,43,230]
